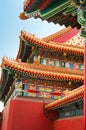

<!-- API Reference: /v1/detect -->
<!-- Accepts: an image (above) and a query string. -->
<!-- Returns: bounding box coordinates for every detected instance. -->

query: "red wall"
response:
[1,97,84,130]
[54,116,84,130]
[0,123,1,130]
[1,101,10,130]
[1,97,54,130]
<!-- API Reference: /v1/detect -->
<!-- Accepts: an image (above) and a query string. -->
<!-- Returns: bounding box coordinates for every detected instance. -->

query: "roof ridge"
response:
[42,26,72,42]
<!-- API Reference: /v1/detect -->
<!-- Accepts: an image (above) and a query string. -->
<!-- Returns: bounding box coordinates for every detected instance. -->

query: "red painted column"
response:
[84,42,86,130]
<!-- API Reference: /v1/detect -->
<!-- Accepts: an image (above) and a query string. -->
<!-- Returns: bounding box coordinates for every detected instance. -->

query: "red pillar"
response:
[84,43,86,130]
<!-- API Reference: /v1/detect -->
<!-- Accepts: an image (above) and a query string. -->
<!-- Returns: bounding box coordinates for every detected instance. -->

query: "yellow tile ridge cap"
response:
[42,27,72,42]
[45,85,84,109]
[1,57,84,81]
[21,30,84,54]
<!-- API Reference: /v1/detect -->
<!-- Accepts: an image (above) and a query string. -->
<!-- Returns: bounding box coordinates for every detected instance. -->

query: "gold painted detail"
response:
[65,33,85,48]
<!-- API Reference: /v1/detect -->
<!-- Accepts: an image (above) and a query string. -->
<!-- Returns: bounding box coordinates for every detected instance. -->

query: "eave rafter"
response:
[1,57,84,82]
[20,0,81,29]
[20,30,84,55]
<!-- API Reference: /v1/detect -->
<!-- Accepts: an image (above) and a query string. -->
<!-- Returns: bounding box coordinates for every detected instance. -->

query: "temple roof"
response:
[0,57,83,100]
[0,27,84,101]
[17,27,84,61]
[19,0,81,29]
[1,57,84,81]
[45,85,84,110]
[42,26,80,42]
[21,27,84,49]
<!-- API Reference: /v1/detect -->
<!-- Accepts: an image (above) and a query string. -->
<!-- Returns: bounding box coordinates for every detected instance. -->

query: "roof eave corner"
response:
[19,12,28,20]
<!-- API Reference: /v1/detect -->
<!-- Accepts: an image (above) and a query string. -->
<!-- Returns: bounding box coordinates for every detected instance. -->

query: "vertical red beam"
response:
[84,43,86,130]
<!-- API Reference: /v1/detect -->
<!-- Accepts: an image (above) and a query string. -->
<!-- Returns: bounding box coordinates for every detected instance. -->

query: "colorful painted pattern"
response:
[40,57,84,70]
[14,80,64,100]
[65,34,84,48]
[20,0,81,29]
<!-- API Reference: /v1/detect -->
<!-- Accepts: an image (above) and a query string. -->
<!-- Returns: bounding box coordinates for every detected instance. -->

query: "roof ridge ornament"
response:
[73,0,86,37]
